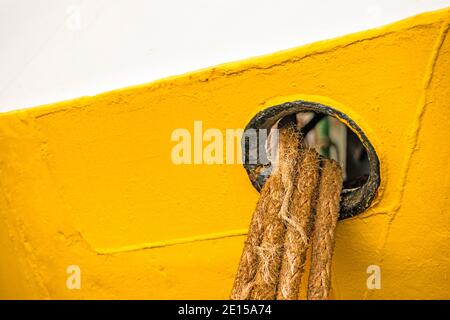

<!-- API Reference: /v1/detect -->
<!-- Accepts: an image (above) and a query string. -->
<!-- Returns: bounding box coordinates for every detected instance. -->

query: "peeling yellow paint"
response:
[0,8,449,299]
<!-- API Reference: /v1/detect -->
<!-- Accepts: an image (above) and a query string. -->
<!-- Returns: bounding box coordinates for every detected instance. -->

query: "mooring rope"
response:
[231,124,343,300]
[307,159,343,300]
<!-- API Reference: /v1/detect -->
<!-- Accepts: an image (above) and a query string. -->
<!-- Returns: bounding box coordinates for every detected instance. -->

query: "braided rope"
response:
[231,124,343,300]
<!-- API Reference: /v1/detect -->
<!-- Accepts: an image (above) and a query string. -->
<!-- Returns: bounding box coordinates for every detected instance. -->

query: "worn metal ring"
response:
[242,100,380,219]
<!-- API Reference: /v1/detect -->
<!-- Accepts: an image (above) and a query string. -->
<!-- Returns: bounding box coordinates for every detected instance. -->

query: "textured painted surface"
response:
[0,8,449,299]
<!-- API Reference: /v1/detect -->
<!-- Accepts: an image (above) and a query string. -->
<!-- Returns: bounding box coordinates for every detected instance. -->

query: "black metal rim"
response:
[242,100,380,219]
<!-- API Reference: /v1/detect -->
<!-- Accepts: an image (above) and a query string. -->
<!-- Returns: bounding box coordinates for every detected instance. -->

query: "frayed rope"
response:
[231,124,343,300]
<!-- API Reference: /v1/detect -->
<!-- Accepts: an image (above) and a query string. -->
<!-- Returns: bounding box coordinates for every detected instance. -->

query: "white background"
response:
[1,0,450,112]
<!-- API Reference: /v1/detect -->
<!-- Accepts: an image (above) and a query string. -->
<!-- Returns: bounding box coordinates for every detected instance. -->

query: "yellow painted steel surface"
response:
[0,8,449,299]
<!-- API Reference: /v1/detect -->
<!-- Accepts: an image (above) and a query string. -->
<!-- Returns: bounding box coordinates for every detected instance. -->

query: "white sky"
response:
[1,0,450,112]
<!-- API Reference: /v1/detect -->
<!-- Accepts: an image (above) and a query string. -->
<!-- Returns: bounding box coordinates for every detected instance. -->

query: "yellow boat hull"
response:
[0,8,449,299]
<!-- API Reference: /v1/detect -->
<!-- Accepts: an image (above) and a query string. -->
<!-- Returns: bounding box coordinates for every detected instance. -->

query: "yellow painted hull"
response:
[0,8,449,299]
